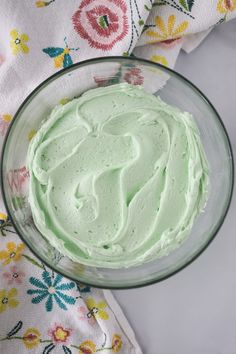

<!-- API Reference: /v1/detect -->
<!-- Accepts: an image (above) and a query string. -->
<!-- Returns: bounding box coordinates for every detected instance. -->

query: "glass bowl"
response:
[1,57,234,289]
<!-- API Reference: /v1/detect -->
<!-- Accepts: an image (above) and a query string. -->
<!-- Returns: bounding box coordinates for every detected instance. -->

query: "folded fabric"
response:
[0,1,235,353]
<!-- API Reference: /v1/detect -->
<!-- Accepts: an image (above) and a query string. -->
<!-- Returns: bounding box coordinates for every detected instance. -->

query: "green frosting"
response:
[27,83,209,268]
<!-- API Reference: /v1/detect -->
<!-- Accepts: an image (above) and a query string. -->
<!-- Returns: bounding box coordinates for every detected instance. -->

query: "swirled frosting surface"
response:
[28,83,209,268]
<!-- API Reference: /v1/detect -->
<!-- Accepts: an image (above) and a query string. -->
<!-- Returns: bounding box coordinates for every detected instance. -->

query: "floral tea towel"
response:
[0,1,235,354]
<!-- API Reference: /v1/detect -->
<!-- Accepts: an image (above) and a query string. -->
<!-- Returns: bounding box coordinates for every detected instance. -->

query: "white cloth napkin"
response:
[0,1,235,353]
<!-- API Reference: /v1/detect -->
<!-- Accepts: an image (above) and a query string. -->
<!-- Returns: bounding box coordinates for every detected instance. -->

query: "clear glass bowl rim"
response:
[1,56,234,289]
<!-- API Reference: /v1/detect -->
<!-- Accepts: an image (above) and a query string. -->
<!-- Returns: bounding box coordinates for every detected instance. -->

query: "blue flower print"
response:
[27,270,76,311]
[77,282,91,293]
[42,37,79,69]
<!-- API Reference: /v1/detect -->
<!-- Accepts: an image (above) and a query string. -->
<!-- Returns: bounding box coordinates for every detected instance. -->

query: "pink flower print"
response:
[0,54,5,65]
[94,76,109,87]
[72,0,128,51]
[78,305,96,326]
[2,265,25,285]
[48,323,72,345]
[124,67,144,85]
[0,114,12,137]
[94,73,120,87]
[7,166,29,194]
[159,37,183,49]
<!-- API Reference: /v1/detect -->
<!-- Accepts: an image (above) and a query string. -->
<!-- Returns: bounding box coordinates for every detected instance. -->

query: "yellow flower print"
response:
[49,324,71,344]
[35,1,48,6]
[78,340,96,354]
[217,0,236,13]
[35,0,55,7]
[28,129,37,141]
[54,327,68,341]
[0,288,19,313]
[0,212,8,222]
[10,29,29,55]
[2,114,12,123]
[59,97,71,105]
[86,298,109,320]
[23,328,41,349]
[0,241,25,265]
[112,334,123,353]
[146,15,188,42]
[0,114,12,136]
[150,55,168,67]
[72,262,85,274]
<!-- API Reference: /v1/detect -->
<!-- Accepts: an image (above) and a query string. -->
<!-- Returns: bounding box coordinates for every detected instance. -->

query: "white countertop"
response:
[114,19,236,354]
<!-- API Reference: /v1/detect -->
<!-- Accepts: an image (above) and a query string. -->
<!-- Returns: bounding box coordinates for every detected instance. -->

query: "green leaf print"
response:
[179,0,194,12]
[144,4,152,11]
[7,321,23,338]
[22,254,44,269]
[98,15,109,29]
[62,346,72,354]
[43,343,55,354]
[12,196,26,210]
